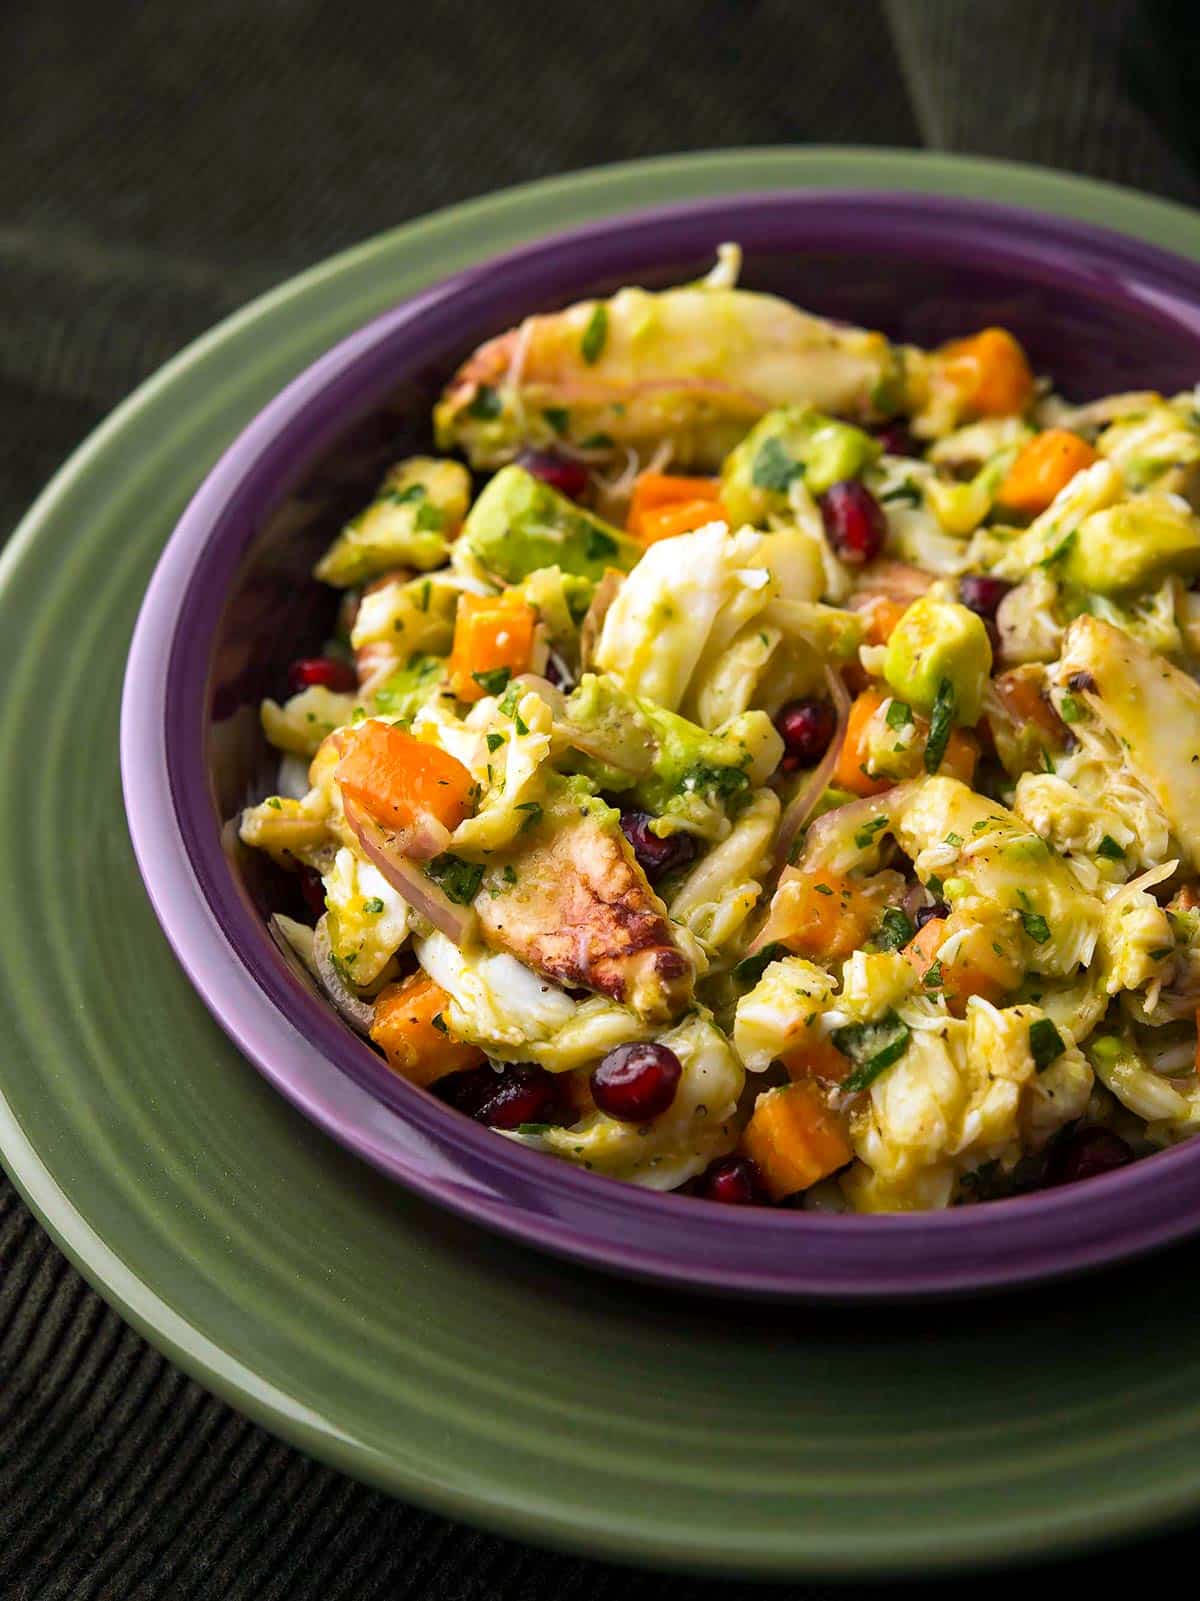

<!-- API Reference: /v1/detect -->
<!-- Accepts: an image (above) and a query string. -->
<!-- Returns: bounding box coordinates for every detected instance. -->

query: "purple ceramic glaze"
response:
[122,191,1200,1299]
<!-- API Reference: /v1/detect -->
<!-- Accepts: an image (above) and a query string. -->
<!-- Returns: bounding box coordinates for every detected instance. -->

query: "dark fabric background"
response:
[4,2,1200,1596]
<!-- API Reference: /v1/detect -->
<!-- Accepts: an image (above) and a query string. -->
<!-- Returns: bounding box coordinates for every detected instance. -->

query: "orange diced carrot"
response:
[448,591,537,702]
[741,1082,852,1200]
[859,597,909,646]
[940,727,979,785]
[781,1034,854,1085]
[336,720,475,834]
[999,429,1099,515]
[767,870,877,963]
[627,472,722,536]
[938,327,1035,418]
[370,971,484,1087]
[636,498,728,545]
[833,688,894,797]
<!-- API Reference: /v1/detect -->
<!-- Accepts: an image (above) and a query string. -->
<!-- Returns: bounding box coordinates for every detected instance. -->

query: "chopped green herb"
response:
[468,384,503,420]
[362,897,384,915]
[1097,834,1125,860]
[426,853,485,905]
[472,666,512,696]
[733,943,786,985]
[430,1011,448,1034]
[922,960,944,989]
[543,406,570,437]
[944,831,963,847]
[924,678,955,774]
[516,1122,552,1136]
[834,1013,912,1093]
[854,816,889,849]
[877,908,915,951]
[584,526,618,562]
[581,304,608,364]
[880,480,921,507]
[1029,1017,1065,1071]
[683,763,750,801]
[1059,693,1083,723]
[502,864,518,887]
[1019,909,1052,945]
[384,482,426,506]
[414,502,445,532]
[486,732,505,753]
[266,797,282,810]
[926,875,944,898]
[516,800,543,833]
[1148,946,1174,961]
[813,882,835,897]
[579,432,614,449]
[885,699,912,730]
[1039,528,1077,568]
[751,436,803,493]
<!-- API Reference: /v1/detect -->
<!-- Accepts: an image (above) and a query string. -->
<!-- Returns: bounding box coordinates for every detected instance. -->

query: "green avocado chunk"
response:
[883,597,992,725]
[721,407,881,525]
[1063,497,1200,594]
[459,465,643,583]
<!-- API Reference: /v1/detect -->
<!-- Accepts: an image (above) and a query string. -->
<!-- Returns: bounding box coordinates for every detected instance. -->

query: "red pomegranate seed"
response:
[591,1043,682,1122]
[1046,1125,1133,1186]
[298,868,327,921]
[516,448,589,501]
[958,574,1013,621]
[874,422,918,457]
[774,697,837,771]
[476,1064,557,1130]
[619,812,698,882]
[818,480,887,565]
[287,656,357,694]
[700,1155,763,1204]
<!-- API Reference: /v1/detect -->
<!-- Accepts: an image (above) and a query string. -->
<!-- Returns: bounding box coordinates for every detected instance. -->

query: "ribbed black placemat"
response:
[4,3,1200,1595]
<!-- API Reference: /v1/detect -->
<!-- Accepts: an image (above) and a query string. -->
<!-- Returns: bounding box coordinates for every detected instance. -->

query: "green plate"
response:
[5,149,1200,1578]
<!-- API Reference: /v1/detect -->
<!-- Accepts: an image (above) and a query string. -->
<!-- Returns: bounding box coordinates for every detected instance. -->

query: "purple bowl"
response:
[122,190,1200,1299]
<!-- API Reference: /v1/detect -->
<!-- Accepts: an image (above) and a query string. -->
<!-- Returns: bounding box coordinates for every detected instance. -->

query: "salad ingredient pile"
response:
[241,245,1200,1210]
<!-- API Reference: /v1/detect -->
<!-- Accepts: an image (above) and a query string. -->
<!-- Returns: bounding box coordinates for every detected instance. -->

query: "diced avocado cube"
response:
[314,457,469,586]
[460,465,642,584]
[1063,498,1200,594]
[722,407,881,525]
[883,597,993,725]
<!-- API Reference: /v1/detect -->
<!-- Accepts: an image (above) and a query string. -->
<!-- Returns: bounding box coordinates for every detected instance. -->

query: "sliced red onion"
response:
[773,666,851,870]
[312,917,376,1034]
[345,799,472,944]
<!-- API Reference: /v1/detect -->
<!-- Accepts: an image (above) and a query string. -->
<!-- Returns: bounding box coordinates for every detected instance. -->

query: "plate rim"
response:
[6,146,1200,1574]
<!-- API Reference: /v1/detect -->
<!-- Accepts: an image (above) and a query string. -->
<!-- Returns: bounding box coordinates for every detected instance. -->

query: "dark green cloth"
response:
[3,2,1200,1595]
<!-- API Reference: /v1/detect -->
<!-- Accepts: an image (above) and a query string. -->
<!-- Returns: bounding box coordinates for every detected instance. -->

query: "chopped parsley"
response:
[414,502,445,532]
[580,304,608,364]
[944,831,963,847]
[467,384,503,420]
[834,1013,912,1093]
[584,526,618,562]
[1019,908,1052,945]
[579,431,614,449]
[922,960,944,989]
[501,864,518,887]
[854,816,889,849]
[812,882,835,896]
[543,406,570,437]
[431,1011,448,1034]
[924,678,955,774]
[472,665,512,696]
[751,436,803,493]
[880,480,921,507]
[733,942,786,985]
[1029,1017,1065,1071]
[516,1122,552,1136]
[362,897,385,915]
[683,763,750,801]
[885,699,912,730]
[877,908,915,951]
[486,732,505,753]
[516,800,543,834]
[266,797,282,810]
[426,853,485,905]
[1097,834,1126,861]
[384,482,426,506]
[1058,693,1083,723]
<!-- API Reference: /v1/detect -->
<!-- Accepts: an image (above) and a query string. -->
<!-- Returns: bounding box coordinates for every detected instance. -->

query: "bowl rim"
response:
[122,183,1200,1300]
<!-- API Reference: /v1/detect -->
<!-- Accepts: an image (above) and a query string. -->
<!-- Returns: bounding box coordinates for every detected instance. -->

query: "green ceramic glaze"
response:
[4,150,1200,1577]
